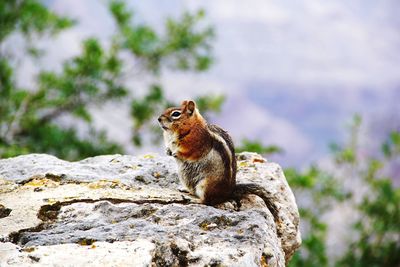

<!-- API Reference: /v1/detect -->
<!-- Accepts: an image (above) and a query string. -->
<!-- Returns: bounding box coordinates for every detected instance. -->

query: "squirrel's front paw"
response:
[166,148,179,158]
[165,148,173,156]
[178,187,190,193]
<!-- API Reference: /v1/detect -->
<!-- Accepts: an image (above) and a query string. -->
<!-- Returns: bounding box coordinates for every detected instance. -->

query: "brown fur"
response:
[202,177,234,205]
[159,101,212,161]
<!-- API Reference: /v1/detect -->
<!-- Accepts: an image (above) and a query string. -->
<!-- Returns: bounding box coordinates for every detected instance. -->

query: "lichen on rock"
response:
[0,152,301,267]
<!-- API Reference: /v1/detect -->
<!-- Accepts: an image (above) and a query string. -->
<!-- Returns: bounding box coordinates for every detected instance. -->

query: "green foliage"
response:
[287,115,400,267]
[382,131,400,158]
[109,0,132,27]
[336,130,400,267]
[330,114,362,164]
[287,166,350,267]
[108,0,218,143]
[0,0,220,160]
[1,34,127,159]
[236,139,283,155]
[130,84,164,146]
[291,208,329,267]
[109,0,214,74]
[195,95,225,114]
[164,9,214,71]
[37,37,128,120]
[0,0,74,42]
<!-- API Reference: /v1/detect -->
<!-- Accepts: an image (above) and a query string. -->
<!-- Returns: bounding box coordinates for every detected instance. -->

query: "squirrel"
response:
[158,100,277,212]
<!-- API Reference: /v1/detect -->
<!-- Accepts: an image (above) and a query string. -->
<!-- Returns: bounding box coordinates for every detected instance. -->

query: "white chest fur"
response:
[163,130,179,154]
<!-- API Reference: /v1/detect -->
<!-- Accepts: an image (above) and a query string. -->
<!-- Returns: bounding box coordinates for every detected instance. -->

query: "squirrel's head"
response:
[158,100,206,134]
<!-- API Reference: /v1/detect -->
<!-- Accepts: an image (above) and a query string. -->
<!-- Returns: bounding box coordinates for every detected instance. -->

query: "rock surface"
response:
[0,153,301,267]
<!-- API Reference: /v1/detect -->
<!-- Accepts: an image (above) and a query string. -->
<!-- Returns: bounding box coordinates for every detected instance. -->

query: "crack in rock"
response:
[4,197,194,245]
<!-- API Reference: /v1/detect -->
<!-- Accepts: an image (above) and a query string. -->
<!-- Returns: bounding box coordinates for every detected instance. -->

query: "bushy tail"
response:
[233,183,278,217]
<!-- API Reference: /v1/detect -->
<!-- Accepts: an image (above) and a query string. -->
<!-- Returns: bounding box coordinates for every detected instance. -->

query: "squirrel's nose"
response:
[157,116,162,122]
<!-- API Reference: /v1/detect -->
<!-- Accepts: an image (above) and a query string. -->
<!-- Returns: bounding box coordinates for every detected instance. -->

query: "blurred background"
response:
[1,1,399,266]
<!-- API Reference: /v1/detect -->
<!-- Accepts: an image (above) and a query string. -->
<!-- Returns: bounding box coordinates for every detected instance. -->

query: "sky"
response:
[14,0,400,167]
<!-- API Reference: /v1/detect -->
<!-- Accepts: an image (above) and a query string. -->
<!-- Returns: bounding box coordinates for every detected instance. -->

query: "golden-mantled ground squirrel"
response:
[158,100,276,209]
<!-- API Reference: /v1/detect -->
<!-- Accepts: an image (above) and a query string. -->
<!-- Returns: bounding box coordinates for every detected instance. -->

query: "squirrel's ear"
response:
[186,100,196,115]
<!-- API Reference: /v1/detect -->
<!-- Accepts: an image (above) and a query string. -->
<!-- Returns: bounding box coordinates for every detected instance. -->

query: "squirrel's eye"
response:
[171,111,181,118]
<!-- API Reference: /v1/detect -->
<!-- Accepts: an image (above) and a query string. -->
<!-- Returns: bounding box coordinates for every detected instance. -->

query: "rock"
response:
[0,152,301,267]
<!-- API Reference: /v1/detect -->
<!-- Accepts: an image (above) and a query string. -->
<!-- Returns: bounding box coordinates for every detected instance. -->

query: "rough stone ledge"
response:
[0,153,301,267]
